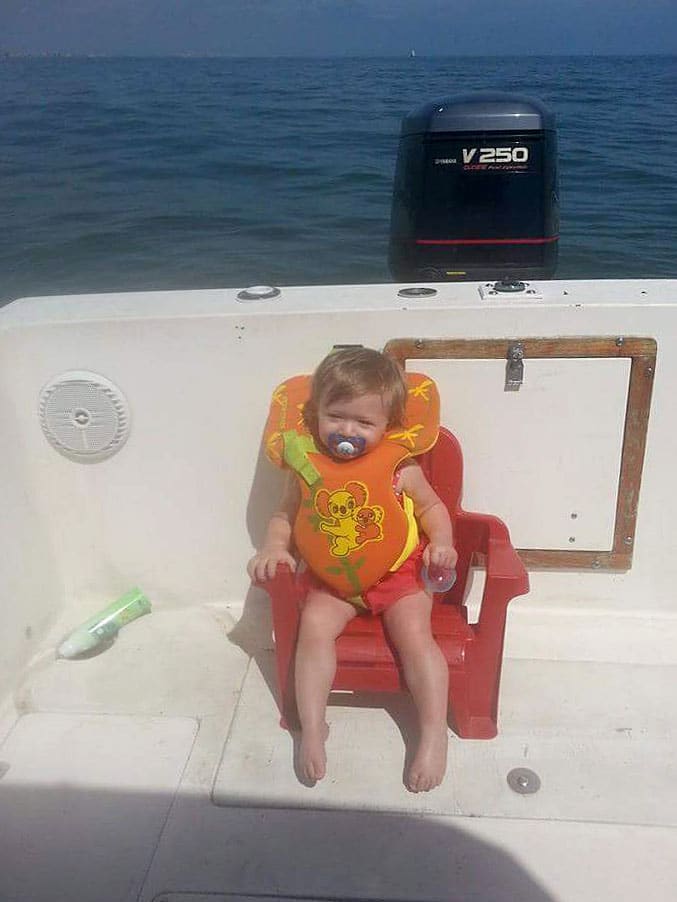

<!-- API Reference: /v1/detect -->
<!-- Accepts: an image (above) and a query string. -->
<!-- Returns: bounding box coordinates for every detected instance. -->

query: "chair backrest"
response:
[419,427,463,516]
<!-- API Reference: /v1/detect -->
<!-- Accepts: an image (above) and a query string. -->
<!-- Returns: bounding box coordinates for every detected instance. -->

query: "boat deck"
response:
[2,593,676,902]
[2,280,677,900]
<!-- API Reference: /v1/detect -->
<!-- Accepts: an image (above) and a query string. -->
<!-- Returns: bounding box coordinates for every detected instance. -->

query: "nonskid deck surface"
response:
[1,599,676,902]
[214,654,677,825]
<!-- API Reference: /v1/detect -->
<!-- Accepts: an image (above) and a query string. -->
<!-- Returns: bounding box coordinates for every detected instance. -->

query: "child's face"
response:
[317,392,390,459]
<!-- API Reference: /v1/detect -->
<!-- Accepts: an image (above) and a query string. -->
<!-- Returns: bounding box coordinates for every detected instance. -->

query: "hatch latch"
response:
[505,342,524,391]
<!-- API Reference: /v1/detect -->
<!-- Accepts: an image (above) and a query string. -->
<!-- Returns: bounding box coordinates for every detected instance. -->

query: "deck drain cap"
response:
[398,287,438,298]
[507,767,541,794]
[237,285,281,302]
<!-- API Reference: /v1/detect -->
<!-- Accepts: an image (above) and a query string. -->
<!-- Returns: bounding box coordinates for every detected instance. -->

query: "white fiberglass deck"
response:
[1,280,677,901]
[1,598,675,902]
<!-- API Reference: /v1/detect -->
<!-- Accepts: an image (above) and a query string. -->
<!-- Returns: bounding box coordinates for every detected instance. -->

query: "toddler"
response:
[248,347,457,792]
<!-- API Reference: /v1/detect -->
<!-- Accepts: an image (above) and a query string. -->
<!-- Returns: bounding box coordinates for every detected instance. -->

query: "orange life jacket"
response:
[263,372,439,600]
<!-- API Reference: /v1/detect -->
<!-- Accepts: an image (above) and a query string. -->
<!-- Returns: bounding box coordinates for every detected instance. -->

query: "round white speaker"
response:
[38,371,131,463]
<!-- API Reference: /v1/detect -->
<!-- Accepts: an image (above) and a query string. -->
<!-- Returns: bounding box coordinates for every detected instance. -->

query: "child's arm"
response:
[247,472,300,581]
[397,461,458,570]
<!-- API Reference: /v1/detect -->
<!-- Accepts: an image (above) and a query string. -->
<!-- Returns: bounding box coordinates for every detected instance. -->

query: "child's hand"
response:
[423,543,458,571]
[247,547,297,582]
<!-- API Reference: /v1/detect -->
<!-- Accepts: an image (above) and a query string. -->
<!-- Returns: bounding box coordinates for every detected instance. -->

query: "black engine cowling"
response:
[389,93,559,282]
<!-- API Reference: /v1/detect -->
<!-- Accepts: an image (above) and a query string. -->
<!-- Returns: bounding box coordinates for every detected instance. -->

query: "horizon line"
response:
[2,50,676,60]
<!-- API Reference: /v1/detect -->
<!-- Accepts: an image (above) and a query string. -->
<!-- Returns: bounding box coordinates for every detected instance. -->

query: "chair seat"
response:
[336,603,472,668]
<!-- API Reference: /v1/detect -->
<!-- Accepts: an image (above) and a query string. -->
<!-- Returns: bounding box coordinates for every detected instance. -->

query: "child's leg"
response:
[383,591,449,792]
[295,588,357,783]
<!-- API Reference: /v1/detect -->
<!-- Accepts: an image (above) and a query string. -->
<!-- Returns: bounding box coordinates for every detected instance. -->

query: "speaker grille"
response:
[39,371,130,463]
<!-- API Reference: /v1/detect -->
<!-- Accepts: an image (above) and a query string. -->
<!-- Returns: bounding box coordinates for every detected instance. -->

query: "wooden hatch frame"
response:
[384,336,657,570]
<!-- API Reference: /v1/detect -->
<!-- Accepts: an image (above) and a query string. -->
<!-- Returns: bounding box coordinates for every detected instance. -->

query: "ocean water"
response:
[1,55,676,306]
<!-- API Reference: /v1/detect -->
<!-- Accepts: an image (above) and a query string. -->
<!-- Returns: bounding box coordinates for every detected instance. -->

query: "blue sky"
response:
[2,0,676,56]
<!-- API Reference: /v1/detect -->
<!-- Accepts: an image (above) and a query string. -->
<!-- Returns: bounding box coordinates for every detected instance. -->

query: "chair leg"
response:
[273,625,299,730]
[447,668,498,739]
[266,577,302,730]
[458,607,512,739]
[447,669,472,737]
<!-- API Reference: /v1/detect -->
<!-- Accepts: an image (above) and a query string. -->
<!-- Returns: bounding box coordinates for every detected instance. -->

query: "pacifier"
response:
[327,433,367,458]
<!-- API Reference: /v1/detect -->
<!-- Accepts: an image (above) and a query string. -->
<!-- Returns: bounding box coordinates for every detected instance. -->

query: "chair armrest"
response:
[455,510,529,630]
[255,563,305,605]
[455,509,510,555]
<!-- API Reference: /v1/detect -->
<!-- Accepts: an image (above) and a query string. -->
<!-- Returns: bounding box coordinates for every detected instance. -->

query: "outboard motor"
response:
[389,93,558,282]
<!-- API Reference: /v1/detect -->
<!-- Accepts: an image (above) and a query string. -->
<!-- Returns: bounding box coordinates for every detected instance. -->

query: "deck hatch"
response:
[384,337,657,570]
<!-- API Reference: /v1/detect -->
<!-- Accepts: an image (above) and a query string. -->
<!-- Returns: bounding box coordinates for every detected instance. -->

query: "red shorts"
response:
[299,543,426,615]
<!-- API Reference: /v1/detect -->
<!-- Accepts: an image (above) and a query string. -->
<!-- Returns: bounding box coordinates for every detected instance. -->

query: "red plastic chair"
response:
[258,427,529,739]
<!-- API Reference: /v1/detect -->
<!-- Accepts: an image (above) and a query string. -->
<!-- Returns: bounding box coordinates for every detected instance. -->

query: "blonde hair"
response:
[304,347,407,434]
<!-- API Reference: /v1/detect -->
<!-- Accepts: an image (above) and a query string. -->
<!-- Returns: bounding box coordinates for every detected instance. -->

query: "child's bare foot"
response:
[298,723,330,784]
[406,725,448,793]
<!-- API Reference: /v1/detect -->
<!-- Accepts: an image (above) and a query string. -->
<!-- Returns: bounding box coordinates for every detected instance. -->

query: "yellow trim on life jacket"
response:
[389,491,419,572]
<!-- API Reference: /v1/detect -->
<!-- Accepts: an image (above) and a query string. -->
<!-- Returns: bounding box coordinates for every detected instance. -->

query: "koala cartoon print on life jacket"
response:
[314,480,384,557]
